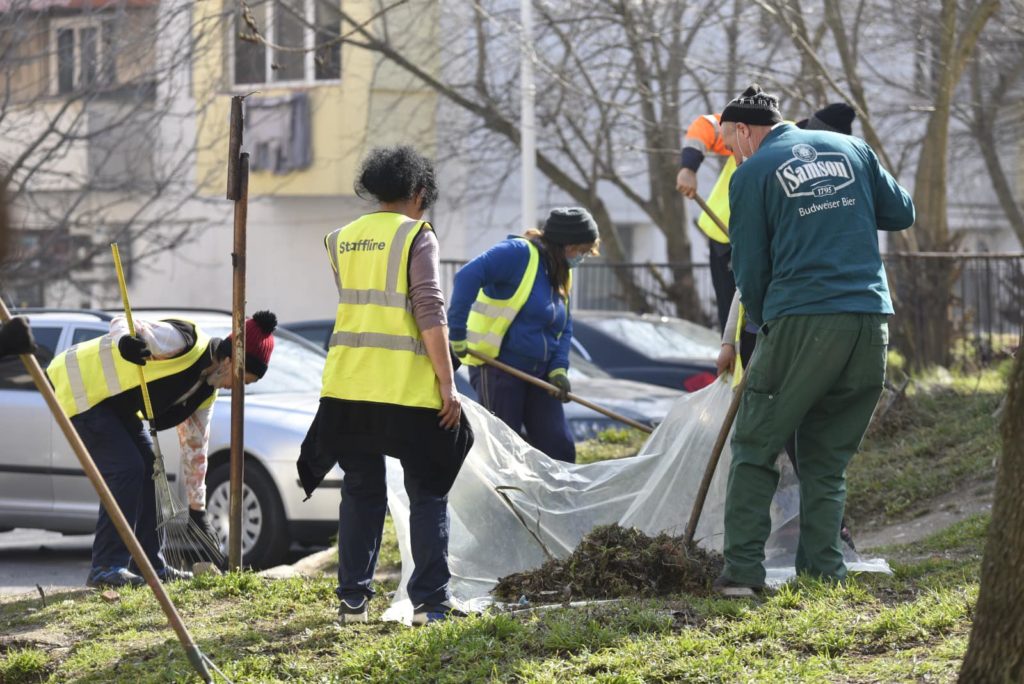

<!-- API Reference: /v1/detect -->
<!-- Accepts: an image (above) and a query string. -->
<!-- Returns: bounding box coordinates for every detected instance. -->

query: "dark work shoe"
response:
[157,566,193,582]
[86,566,145,589]
[840,524,856,552]
[713,576,761,599]
[337,597,369,624]
[412,600,468,626]
[189,507,219,544]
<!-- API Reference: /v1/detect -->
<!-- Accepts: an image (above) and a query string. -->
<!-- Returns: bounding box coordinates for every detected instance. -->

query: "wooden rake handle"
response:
[465,349,654,434]
[693,193,729,238]
[683,374,747,547]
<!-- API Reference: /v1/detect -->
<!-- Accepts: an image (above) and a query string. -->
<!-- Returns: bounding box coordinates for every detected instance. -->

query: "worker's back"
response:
[729,124,915,325]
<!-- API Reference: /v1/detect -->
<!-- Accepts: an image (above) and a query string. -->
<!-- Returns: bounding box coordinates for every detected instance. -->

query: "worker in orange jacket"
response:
[675,113,739,332]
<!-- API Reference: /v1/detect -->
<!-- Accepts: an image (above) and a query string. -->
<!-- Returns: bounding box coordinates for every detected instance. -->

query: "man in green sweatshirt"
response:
[714,85,916,596]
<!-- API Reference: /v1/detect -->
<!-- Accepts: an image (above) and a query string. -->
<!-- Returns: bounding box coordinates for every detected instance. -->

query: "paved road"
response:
[0,529,93,598]
[0,529,328,599]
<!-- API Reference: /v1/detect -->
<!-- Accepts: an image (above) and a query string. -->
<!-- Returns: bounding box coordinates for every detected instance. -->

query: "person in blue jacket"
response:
[448,208,600,463]
[713,85,915,597]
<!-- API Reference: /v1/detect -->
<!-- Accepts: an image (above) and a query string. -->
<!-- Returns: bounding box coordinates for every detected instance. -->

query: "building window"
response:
[53,20,117,95]
[233,0,341,86]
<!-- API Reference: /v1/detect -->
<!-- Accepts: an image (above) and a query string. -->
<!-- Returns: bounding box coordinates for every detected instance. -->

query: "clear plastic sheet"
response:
[383,378,890,624]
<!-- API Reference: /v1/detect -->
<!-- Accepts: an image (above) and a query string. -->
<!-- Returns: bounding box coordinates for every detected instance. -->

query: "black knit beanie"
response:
[542,207,599,245]
[720,84,783,126]
[799,102,857,135]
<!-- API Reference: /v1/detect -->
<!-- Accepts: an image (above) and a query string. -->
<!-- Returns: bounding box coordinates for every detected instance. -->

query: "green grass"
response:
[0,512,990,683]
[845,364,1005,525]
[576,428,649,464]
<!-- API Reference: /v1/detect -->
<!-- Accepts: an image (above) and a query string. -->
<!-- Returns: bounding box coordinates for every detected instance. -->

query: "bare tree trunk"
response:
[958,349,1024,682]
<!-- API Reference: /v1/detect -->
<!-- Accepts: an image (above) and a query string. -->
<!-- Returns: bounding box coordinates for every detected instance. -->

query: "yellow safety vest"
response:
[47,322,212,419]
[321,213,441,410]
[463,238,541,366]
[732,302,746,387]
[697,155,735,244]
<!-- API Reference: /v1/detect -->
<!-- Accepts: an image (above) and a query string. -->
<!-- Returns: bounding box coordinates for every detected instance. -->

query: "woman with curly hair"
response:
[447,207,600,464]
[298,145,474,626]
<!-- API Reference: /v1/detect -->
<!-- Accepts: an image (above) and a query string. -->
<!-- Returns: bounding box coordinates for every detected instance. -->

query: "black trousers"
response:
[708,238,736,333]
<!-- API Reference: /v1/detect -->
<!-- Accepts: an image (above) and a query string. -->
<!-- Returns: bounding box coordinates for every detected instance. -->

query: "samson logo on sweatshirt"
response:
[775,144,856,199]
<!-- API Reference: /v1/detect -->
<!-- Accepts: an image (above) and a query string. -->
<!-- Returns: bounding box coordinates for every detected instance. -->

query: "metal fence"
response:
[441,253,1024,362]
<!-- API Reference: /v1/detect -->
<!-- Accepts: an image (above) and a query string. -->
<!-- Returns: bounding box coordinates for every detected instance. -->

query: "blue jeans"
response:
[470,364,576,463]
[336,451,451,607]
[72,403,165,573]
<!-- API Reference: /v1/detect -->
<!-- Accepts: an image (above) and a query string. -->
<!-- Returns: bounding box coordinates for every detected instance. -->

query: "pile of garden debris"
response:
[493,524,723,603]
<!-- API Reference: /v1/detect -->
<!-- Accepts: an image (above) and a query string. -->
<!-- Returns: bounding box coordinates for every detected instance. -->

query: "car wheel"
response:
[205,460,290,569]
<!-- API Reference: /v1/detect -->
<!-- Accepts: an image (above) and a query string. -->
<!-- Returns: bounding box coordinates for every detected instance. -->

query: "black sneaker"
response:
[189,507,219,544]
[412,600,468,626]
[86,566,145,589]
[712,576,761,599]
[157,566,193,582]
[337,597,369,624]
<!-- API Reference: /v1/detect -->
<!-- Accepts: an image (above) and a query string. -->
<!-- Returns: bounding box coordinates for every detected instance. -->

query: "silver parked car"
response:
[0,309,341,568]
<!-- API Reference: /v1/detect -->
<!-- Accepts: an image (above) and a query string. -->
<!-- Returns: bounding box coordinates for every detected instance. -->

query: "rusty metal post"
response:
[0,301,213,682]
[227,96,248,571]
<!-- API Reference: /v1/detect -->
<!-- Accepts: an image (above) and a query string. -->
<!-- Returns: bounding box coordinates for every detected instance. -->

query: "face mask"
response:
[567,254,586,268]
[739,130,757,161]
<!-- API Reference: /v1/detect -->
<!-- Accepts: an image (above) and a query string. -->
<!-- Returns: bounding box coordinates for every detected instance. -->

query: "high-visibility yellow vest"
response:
[463,238,542,366]
[321,213,441,410]
[47,322,211,419]
[733,302,745,387]
[697,155,735,244]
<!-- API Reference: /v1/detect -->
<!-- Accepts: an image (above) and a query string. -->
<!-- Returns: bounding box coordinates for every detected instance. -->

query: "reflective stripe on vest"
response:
[463,238,540,366]
[47,321,210,419]
[320,214,441,409]
[697,155,734,244]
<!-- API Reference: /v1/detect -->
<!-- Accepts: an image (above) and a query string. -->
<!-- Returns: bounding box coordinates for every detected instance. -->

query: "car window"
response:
[206,326,324,395]
[71,326,106,346]
[588,317,719,361]
[0,325,62,390]
[568,350,610,379]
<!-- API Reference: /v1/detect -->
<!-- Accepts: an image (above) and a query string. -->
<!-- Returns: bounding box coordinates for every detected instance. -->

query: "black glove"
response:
[547,369,571,403]
[118,334,151,366]
[0,316,35,358]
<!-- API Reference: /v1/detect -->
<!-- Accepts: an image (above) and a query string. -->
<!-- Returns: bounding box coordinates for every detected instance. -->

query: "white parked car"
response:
[0,309,341,568]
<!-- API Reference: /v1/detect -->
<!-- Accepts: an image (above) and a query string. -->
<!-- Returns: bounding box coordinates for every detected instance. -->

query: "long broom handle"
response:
[0,300,212,682]
[466,349,653,434]
[683,374,747,547]
[111,243,156,423]
[693,193,729,238]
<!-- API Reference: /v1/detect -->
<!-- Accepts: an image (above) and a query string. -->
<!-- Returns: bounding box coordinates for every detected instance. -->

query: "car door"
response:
[0,324,64,528]
[49,324,109,530]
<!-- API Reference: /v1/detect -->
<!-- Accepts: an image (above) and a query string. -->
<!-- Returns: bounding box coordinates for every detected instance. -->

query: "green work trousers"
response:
[723,313,888,586]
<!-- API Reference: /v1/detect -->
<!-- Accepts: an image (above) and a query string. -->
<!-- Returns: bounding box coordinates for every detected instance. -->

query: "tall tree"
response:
[0,0,214,306]
[958,348,1024,681]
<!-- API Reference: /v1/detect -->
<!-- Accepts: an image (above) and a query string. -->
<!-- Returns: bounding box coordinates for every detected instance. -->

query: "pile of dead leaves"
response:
[493,524,723,603]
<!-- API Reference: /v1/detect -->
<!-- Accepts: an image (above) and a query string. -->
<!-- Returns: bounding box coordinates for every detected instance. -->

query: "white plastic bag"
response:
[383,379,889,623]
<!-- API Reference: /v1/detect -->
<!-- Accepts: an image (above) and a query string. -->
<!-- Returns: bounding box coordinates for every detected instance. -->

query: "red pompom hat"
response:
[218,310,277,378]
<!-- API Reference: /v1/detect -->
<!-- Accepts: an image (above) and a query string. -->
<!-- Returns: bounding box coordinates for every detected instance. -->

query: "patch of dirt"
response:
[493,524,724,603]
[856,479,994,551]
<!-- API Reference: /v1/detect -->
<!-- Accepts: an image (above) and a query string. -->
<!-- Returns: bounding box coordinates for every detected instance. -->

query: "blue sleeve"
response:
[447,240,530,341]
[869,148,916,231]
[728,166,772,327]
[550,312,572,374]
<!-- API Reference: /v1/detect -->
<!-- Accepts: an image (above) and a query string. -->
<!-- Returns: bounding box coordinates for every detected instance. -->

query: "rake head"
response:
[151,432,226,571]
